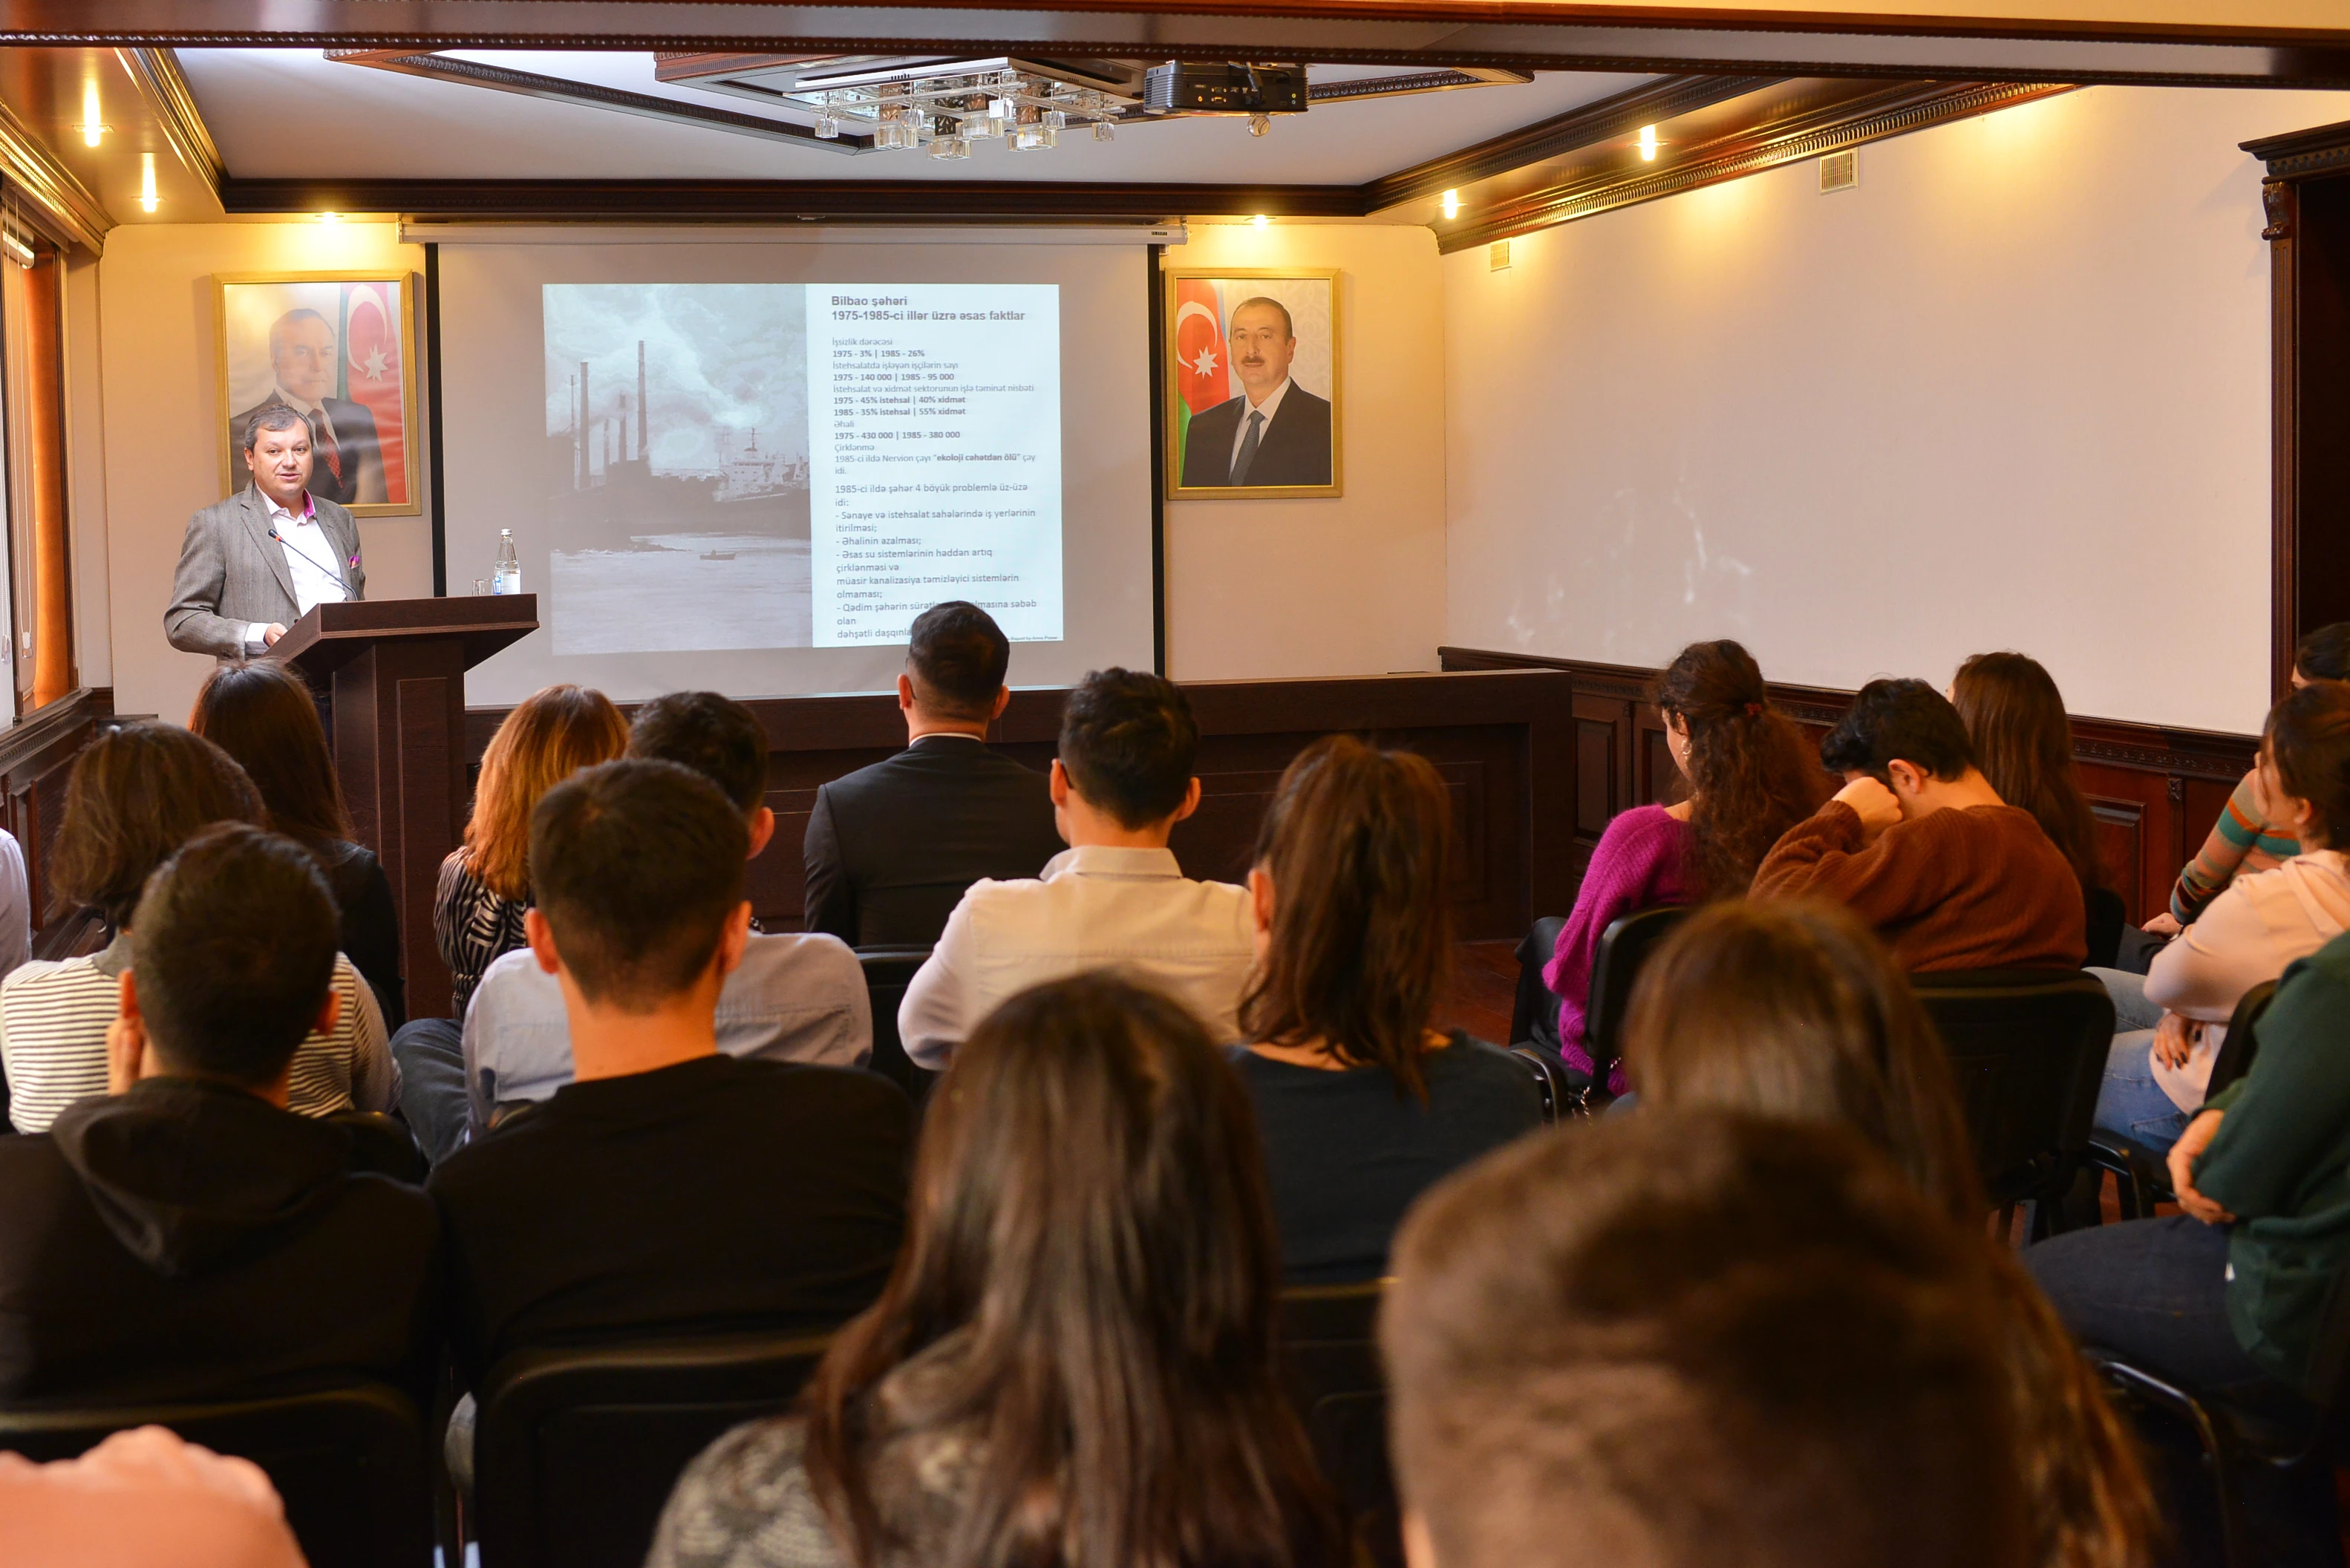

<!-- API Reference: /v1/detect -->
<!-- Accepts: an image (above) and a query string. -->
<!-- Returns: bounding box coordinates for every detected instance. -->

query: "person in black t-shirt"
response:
[428,759,909,1388]
[1229,735,1542,1284]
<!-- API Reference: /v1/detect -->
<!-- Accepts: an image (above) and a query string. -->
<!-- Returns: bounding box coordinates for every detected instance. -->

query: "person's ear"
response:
[745,805,776,860]
[1048,759,1070,807]
[1401,1509,1440,1568]
[895,673,917,714]
[1247,866,1276,936]
[108,970,152,1094]
[525,906,563,976]
[312,987,344,1038]
[1885,760,1925,797]
[990,685,1011,722]
[1171,776,1204,825]
[716,901,754,977]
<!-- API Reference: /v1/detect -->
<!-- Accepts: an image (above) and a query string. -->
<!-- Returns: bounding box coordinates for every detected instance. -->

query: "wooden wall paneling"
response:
[469,671,1575,946]
[0,687,111,958]
[1440,647,2257,924]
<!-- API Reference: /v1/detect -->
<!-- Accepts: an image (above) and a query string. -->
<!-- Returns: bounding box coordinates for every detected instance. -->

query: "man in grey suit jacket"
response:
[166,405,365,659]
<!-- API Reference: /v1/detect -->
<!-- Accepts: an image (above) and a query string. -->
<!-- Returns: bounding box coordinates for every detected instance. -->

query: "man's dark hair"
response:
[1383,1110,2026,1568]
[907,601,1011,722]
[243,403,309,454]
[529,760,748,1011]
[131,823,339,1086]
[1057,668,1199,830]
[629,690,769,816]
[2297,622,2350,685]
[1232,296,1295,339]
[1818,678,1977,784]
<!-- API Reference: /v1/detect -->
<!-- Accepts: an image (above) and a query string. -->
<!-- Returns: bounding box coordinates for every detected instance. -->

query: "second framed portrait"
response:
[1164,268,1340,500]
[215,271,420,516]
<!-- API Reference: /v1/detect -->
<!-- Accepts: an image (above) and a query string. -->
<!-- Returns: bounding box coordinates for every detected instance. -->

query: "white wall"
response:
[1165,221,1447,680]
[94,221,435,723]
[1443,85,2350,733]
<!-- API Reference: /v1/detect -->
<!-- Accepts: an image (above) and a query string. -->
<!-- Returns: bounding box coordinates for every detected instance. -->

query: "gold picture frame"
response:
[214,270,421,517]
[1163,267,1342,500]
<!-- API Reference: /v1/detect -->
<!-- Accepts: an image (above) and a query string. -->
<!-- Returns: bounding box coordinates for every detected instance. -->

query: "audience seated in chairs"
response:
[189,659,405,1028]
[402,692,871,1160]
[2031,927,2350,1564]
[2152,621,2350,943]
[1,725,392,1135]
[2086,681,2350,1157]
[394,682,627,1163]
[1381,1109,2037,1568]
[1230,735,1541,1284]
[1950,651,2121,969]
[0,1425,305,1568]
[0,823,438,1405]
[426,758,908,1396]
[1539,639,1825,1093]
[1618,899,2157,1568]
[1754,676,2086,971]
[802,601,1063,949]
[898,667,1253,1068]
[647,972,1344,1568]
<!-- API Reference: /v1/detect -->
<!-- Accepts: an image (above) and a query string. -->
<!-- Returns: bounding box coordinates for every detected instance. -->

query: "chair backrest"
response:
[329,1110,428,1186]
[1910,969,2115,1207]
[1507,1046,1567,1126]
[471,1330,832,1568]
[0,1382,430,1568]
[856,945,939,1105]
[2084,884,2127,971]
[2206,979,2279,1102]
[1584,906,1690,1070]
[1277,1282,1400,1568]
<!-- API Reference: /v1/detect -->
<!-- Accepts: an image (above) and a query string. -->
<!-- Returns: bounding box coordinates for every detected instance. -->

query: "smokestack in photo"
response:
[637,340,648,465]
[578,360,591,490]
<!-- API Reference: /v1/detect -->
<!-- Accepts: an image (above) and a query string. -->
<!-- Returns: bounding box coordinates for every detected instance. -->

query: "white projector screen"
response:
[435,237,1156,705]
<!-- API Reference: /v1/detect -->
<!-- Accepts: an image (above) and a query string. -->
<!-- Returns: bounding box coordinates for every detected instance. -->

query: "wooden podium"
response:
[268,596,537,1021]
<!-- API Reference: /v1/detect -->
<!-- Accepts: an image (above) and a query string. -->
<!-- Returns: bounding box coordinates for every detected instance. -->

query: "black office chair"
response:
[2085,884,2127,971]
[1277,1282,1399,1568]
[1507,1047,1571,1126]
[0,1382,432,1568]
[2086,979,2279,1221]
[1911,968,2113,1239]
[1582,906,1691,1105]
[2090,1263,2350,1568]
[330,1110,428,1186]
[468,1330,832,1568]
[855,945,940,1108]
[1508,915,1567,1052]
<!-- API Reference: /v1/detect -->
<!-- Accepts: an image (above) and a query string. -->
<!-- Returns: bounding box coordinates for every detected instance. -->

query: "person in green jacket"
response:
[2029,929,2350,1561]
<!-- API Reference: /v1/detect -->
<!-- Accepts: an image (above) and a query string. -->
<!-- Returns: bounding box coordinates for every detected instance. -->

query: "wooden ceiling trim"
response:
[0,94,110,250]
[1434,78,2074,251]
[118,45,223,197]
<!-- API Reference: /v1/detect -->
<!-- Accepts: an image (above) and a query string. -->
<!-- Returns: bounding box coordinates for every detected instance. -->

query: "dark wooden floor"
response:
[1435,940,1521,1045]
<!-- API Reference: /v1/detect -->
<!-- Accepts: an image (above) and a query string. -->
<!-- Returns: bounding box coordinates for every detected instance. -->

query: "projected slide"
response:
[543,282,1061,657]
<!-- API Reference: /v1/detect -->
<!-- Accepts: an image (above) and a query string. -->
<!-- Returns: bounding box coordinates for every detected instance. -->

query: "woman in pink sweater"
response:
[1541,640,1827,1091]
[2092,681,2350,1152]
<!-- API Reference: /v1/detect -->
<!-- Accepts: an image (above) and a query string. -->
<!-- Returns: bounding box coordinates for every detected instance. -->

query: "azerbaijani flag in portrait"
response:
[337,281,408,506]
[1171,278,1233,455]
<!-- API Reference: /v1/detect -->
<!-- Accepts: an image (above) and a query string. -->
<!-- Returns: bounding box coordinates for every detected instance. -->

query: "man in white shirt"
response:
[899,668,1253,1068]
[165,405,366,660]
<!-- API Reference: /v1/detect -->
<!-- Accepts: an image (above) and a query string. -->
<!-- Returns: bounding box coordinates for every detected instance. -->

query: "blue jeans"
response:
[2088,969,2193,1154]
[2026,1215,2272,1394]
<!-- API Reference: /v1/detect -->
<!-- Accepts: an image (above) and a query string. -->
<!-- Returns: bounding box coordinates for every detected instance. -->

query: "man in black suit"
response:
[229,307,386,508]
[802,601,1063,947]
[1179,295,1334,489]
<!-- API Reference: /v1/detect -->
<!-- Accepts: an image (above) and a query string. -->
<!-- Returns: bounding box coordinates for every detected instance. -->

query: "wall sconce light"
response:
[319,211,341,225]
[1440,189,1460,219]
[80,82,104,147]
[1638,125,1659,161]
[139,153,158,213]
[1252,213,1270,229]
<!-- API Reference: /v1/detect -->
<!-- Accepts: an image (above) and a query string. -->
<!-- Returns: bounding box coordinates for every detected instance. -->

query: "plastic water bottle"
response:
[492,529,520,595]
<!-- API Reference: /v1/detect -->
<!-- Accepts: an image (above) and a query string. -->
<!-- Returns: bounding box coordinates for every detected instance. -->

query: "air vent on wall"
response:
[1489,239,1512,272]
[1819,149,1859,193]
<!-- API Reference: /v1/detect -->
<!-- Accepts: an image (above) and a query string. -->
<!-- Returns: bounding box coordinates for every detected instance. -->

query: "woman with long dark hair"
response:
[1540,638,1825,1092]
[1233,734,1541,1282]
[190,660,403,1026]
[647,973,1342,1568]
[1622,900,2158,1568]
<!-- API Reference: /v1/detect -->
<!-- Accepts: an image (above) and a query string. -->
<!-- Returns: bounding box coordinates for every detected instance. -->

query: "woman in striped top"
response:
[436,685,628,1016]
[0,725,392,1134]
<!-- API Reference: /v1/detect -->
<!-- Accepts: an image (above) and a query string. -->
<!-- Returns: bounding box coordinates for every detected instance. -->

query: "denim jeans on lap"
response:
[2026,1215,2273,1394]
[2093,1029,2193,1154]
[389,1017,469,1167]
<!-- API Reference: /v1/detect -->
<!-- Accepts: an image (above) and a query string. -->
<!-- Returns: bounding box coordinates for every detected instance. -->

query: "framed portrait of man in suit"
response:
[214,272,420,516]
[1163,269,1340,500]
